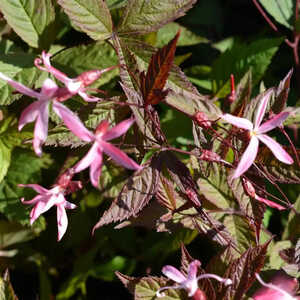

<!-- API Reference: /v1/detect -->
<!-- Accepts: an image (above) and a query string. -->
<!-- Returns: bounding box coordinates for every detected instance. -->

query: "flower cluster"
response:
[1,52,141,240]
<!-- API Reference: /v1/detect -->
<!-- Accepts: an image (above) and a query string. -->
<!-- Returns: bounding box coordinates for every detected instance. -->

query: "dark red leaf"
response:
[141,31,180,106]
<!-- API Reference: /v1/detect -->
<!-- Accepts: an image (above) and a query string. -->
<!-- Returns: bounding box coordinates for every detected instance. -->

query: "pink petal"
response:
[78,90,100,102]
[41,51,71,84]
[187,260,201,281]
[89,147,103,188]
[222,114,253,130]
[29,194,54,224]
[102,117,135,141]
[73,142,99,173]
[33,100,49,156]
[21,194,45,205]
[40,78,58,99]
[56,203,68,241]
[162,265,186,283]
[18,183,49,195]
[64,201,77,210]
[0,72,40,99]
[52,101,94,142]
[101,141,141,170]
[18,101,41,131]
[257,134,294,164]
[255,196,286,210]
[254,89,272,128]
[258,112,290,134]
[233,136,259,179]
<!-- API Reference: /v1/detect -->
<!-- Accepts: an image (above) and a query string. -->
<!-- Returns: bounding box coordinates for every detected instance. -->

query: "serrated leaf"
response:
[283,194,300,241]
[93,162,159,230]
[266,240,292,270]
[197,165,235,210]
[258,0,294,29]
[0,271,18,300]
[0,53,41,105]
[0,0,55,48]
[223,215,256,254]
[118,0,196,35]
[135,276,186,300]
[257,147,300,184]
[284,107,300,126]
[57,0,113,40]
[0,148,51,226]
[141,31,180,106]
[155,22,208,47]
[218,241,270,300]
[122,37,221,118]
[212,38,282,97]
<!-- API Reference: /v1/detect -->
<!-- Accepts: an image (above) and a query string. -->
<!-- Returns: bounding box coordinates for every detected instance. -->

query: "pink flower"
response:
[55,112,142,188]
[35,51,117,102]
[19,183,78,241]
[222,90,293,178]
[0,71,80,156]
[156,260,232,297]
[253,272,300,300]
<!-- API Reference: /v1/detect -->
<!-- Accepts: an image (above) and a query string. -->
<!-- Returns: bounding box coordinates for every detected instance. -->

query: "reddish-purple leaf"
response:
[141,31,180,106]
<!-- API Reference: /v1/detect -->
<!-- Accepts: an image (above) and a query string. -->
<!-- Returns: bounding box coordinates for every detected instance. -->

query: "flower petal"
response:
[222,114,253,130]
[56,202,68,241]
[64,201,77,210]
[89,147,103,188]
[73,142,99,173]
[52,101,94,142]
[254,89,272,128]
[101,141,141,170]
[0,72,40,98]
[257,112,289,134]
[18,101,41,131]
[162,265,186,283]
[78,90,100,102]
[41,51,71,84]
[40,78,58,99]
[29,194,54,224]
[255,196,286,210]
[187,260,201,281]
[257,134,294,164]
[233,137,259,179]
[102,117,135,141]
[18,183,49,195]
[33,100,49,156]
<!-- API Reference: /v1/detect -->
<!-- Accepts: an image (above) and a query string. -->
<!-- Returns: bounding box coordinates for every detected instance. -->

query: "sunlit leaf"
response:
[0,0,55,48]
[57,0,113,40]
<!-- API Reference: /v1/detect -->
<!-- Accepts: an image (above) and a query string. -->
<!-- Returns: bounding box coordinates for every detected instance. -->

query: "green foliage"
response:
[57,0,113,40]
[0,0,55,48]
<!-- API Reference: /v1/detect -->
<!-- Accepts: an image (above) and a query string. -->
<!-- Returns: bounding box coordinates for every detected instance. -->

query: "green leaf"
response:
[0,148,51,226]
[57,0,113,40]
[117,0,196,35]
[283,194,300,241]
[0,0,55,48]
[0,271,18,300]
[0,53,41,105]
[258,0,294,29]
[266,240,292,270]
[155,22,208,47]
[135,276,186,300]
[52,41,119,86]
[212,38,282,97]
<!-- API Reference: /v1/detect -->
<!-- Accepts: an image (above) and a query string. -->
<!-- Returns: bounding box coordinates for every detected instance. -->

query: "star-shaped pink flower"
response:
[35,51,116,102]
[55,110,142,188]
[253,272,300,300]
[156,260,232,297]
[0,71,82,156]
[19,183,77,241]
[222,90,293,178]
